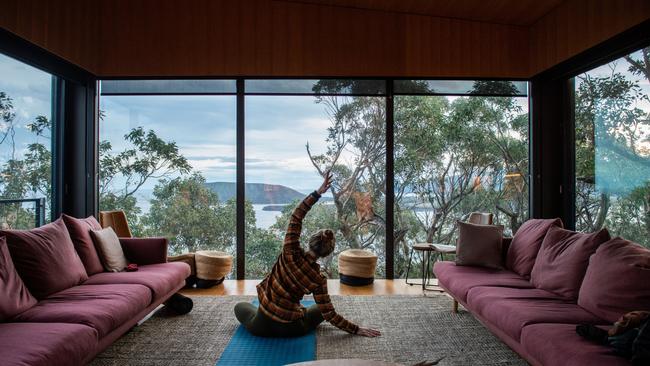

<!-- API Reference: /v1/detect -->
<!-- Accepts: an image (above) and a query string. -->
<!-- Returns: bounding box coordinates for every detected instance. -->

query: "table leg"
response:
[420,251,426,291]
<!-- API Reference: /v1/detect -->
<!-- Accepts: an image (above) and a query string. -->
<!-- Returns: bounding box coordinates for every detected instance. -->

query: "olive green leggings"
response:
[234,302,324,337]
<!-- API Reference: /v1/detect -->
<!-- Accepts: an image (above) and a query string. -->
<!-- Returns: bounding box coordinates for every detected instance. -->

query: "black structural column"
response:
[385,80,395,279]
[236,79,245,279]
[61,79,98,218]
[529,76,568,223]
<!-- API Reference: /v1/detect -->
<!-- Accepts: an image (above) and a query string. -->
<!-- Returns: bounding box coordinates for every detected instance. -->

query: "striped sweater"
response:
[256,191,359,334]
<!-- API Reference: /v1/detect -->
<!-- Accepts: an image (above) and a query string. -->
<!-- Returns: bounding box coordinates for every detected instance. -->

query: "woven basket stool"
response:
[168,253,197,288]
[195,251,233,288]
[338,249,377,286]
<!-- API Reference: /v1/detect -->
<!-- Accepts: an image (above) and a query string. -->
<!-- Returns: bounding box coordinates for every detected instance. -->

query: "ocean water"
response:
[134,190,286,229]
[252,204,286,229]
[133,192,432,231]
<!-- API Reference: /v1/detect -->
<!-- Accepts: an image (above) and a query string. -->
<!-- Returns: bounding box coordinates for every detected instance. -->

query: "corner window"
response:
[573,47,650,247]
[0,53,55,229]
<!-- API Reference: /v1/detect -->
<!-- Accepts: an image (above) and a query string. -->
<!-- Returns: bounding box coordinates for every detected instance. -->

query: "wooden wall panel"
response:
[530,0,650,76]
[0,0,98,73]
[285,0,565,26]
[92,0,529,78]
[3,0,648,78]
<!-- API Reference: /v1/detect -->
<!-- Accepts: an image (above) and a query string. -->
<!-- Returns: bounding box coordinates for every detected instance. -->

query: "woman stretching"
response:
[234,172,381,338]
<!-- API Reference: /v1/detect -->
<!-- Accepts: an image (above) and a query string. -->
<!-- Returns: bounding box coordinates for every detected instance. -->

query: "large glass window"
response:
[245,85,387,279]
[394,81,529,278]
[98,78,529,279]
[574,47,650,248]
[98,92,238,273]
[0,53,54,229]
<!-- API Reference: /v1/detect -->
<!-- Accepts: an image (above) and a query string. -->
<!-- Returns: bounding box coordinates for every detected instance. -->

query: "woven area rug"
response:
[91,295,526,366]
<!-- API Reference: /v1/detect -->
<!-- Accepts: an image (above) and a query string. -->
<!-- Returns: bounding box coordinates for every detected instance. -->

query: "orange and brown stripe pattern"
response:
[256,192,359,334]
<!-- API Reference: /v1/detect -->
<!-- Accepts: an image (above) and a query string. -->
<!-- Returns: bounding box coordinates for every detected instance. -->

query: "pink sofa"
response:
[434,219,650,366]
[0,216,191,366]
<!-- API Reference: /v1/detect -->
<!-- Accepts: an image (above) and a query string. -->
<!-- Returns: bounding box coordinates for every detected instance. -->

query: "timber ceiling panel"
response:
[279,0,566,26]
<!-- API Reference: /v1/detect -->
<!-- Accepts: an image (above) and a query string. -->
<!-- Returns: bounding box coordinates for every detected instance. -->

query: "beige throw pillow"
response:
[456,221,505,269]
[90,227,128,272]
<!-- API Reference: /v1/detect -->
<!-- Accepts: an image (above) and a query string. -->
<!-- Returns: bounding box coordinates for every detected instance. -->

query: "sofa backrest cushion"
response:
[531,226,611,300]
[506,218,563,278]
[578,238,650,323]
[0,236,37,321]
[62,214,104,275]
[1,218,88,299]
[456,221,504,269]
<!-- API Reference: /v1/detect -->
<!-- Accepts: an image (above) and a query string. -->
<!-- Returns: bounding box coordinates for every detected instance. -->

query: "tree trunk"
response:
[594,193,610,230]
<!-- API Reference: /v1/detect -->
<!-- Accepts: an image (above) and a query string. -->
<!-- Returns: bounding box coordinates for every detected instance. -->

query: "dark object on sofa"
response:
[576,324,609,344]
[164,293,194,314]
[0,215,192,366]
[633,321,650,365]
[611,311,650,336]
[434,218,650,366]
[577,316,650,364]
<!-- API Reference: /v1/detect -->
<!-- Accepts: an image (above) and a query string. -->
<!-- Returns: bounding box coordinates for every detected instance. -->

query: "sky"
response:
[575,48,650,113]
[99,94,348,194]
[0,53,52,167]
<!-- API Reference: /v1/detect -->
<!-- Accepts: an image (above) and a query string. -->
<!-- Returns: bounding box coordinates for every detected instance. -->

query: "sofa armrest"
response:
[119,237,168,265]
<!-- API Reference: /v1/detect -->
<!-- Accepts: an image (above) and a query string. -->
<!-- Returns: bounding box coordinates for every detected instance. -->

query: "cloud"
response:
[0,54,53,164]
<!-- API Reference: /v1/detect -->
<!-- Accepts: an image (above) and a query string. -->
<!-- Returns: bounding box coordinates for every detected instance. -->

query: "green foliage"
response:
[470,80,521,96]
[393,93,528,252]
[245,227,282,279]
[98,124,193,234]
[0,91,51,229]
[143,174,236,255]
[99,126,192,199]
[574,48,650,247]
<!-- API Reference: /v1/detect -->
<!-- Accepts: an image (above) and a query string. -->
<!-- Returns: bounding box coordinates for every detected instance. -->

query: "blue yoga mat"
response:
[216,300,316,366]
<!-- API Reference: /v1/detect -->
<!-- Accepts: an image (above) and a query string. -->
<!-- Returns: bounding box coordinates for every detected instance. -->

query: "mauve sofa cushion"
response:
[13,284,151,337]
[467,286,606,341]
[84,262,190,301]
[1,218,88,299]
[433,261,533,303]
[0,322,98,366]
[0,237,37,321]
[62,214,104,275]
[578,237,650,323]
[531,226,611,300]
[455,221,504,269]
[521,323,628,366]
[506,218,563,278]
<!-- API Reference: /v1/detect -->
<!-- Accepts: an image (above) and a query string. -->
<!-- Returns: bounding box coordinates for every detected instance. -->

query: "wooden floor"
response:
[181,279,443,296]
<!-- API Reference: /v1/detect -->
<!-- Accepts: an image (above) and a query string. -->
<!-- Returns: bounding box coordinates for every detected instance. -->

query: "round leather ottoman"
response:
[338,249,377,286]
[195,251,233,288]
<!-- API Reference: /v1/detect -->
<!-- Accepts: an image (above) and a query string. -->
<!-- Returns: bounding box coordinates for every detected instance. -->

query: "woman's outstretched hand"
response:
[357,327,381,337]
[317,171,333,195]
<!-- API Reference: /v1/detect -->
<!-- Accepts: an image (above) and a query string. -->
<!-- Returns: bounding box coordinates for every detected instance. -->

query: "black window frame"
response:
[98,77,529,279]
[529,19,650,230]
